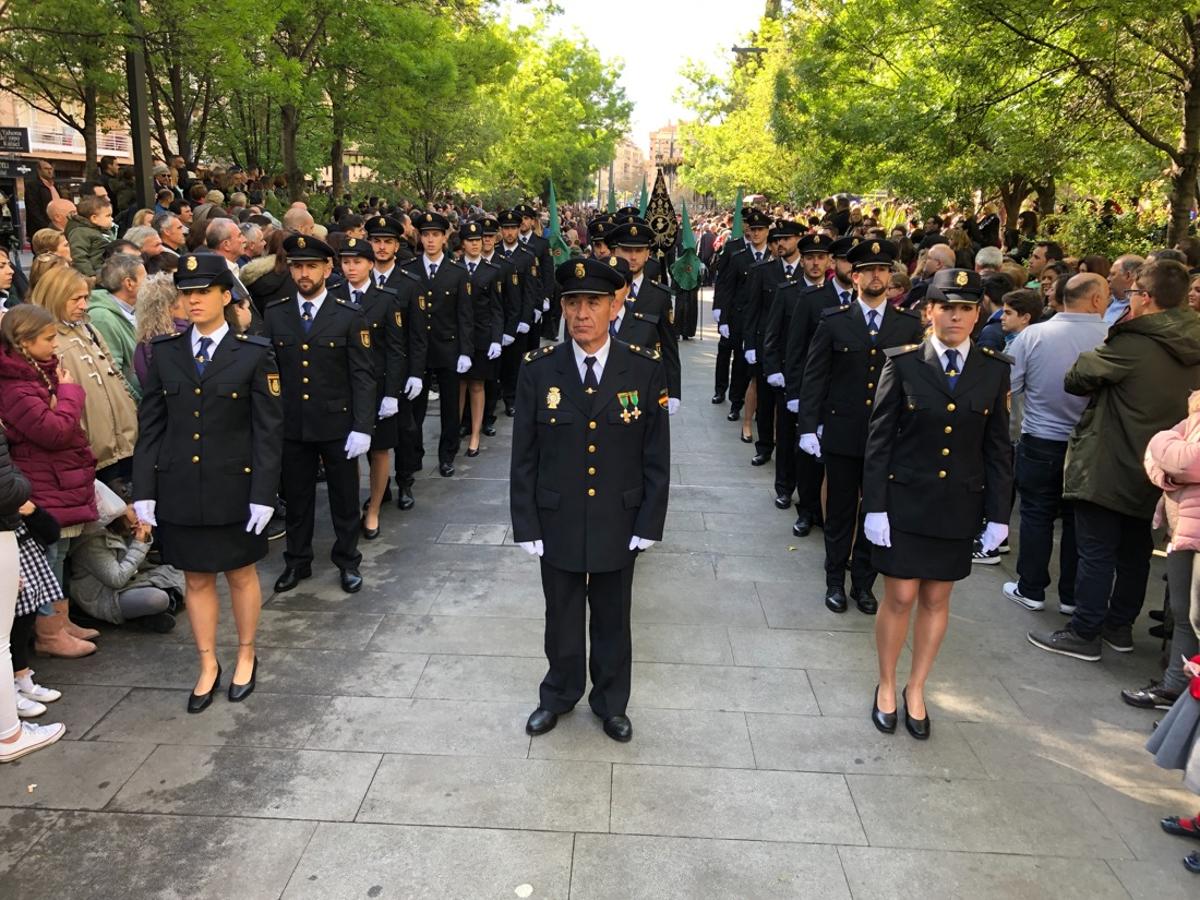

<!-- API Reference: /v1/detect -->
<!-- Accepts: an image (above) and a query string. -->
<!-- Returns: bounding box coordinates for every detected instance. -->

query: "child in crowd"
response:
[66,195,115,279]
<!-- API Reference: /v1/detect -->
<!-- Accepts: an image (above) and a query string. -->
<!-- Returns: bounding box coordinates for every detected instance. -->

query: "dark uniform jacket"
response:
[262,292,376,443]
[762,275,822,379]
[729,246,772,346]
[520,232,555,306]
[334,275,427,400]
[798,303,925,457]
[483,251,523,338]
[862,340,1013,538]
[743,258,802,364]
[134,327,284,525]
[710,237,745,326]
[400,255,474,368]
[616,277,682,400]
[784,281,855,402]
[510,340,671,573]
[494,244,540,333]
[461,258,504,356]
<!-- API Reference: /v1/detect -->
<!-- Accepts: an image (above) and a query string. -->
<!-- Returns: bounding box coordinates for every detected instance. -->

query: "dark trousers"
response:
[499,340,523,406]
[394,397,422,483]
[1014,436,1075,604]
[282,438,361,571]
[823,452,874,590]
[1163,550,1200,694]
[538,558,636,719]
[753,371,776,457]
[729,327,750,407]
[773,391,798,499]
[1068,500,1154,639]
[410,366,462,467]
[714,333,732,395]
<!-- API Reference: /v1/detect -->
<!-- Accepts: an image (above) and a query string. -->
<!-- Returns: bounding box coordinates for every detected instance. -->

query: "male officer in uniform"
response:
[400,211,474,477]
[725,208,773,427]
[265,235,376,594]
[798,239,925,614]
[515,203,557,338]
[609,219,682,414]
[587,217,614,260]
[498,209,541,359]
[366,215,410,288]
[512,257,670,743]
[479,215,526,424]
[710,214,747,407]
[457,219,504,436]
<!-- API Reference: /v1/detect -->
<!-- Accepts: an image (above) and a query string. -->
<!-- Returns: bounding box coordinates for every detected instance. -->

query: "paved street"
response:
[1,298,1196,899]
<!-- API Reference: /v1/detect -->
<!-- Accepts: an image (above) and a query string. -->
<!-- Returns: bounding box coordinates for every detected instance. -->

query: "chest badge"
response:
[546,386,561,409]
[266,373,281,397]
[360,329,371,348]
[394,311,403,327]
[617,391,641,422]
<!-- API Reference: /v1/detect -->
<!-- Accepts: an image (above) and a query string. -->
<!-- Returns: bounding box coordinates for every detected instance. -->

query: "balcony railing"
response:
[28,124,131,155]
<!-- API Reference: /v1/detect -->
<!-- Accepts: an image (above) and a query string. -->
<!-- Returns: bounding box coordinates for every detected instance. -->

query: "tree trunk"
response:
[280,102,303,201]
[1034,176,1056,216]
[998,176,1030,226]
[1168,43,1200,243]
[82,84,98,181]
[330,130,345,203]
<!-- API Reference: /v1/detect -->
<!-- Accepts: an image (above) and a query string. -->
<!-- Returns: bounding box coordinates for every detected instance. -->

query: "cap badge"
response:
[575,262,586,278]
[296,237,306,248]
[956,271,969,286]
[871,242,880,253]
[630,225,638,236]
[347,238,356,247]
[609,256,618,267]
[425,213,432,222]
[185,256,198,271]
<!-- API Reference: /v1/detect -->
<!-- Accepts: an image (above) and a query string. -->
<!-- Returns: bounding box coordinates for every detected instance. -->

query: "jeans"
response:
[1014,436,1075,604]
[1068,500,1154,640]
[1162,549,1200,694]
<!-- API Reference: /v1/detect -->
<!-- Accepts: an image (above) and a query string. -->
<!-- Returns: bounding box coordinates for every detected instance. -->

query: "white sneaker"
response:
[15,695,46,718]
[0,721,65,763]
[1059,601,1077,615]
[1003,581,1045,611]
[15,671,61,703]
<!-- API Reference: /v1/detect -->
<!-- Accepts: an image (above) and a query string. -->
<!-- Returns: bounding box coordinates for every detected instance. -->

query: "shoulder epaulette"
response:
[979,345,1014,364]
[884,343,921,358]
[336,296,361,310]
[235,333,271,346]
[375,283,398,297]
[522,344,556,364]
[479,259,500,272]
[821,304,850,318]
[266,297,291,309]
[897,307,923,320]
[627,343,662,362]
[151,331,185,343]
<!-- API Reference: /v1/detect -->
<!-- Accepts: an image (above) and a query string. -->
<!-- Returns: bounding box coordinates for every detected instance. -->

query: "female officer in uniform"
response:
[133,253,284,713]
[861,268,1012,739]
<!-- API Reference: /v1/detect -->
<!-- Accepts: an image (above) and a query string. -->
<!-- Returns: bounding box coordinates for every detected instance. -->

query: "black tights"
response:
[10,611,35,672]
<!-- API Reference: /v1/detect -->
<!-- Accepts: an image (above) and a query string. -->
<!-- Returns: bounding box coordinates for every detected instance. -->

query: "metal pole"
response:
[124,3,154,209]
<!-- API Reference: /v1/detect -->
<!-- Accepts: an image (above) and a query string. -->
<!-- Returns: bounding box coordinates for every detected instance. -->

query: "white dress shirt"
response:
[832,280,855,306]
[192,321,229,361]
[374,263,395,287]
[298,288,328,319]
[422,254,444,280]
[348,280,372,304]
[929,334,970,374]
[856,298,886,328]
[572,337,611,384]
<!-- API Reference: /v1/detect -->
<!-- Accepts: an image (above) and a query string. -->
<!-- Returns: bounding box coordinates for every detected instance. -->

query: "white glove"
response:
[817,425,823,438]
[516,321,531,334]
[518,540,544,557]
[787,399,799,414]
[378,396,398,418]
[629,535,656,551]
[767,372,785,388]
[487,342,501,360]
[979,522,1009,553]
[344,431,371,459]
[533,309,542,323]
[542,298,550,311]
[799,432,822,458]
[666,397,680,415]
[711,308,721,325]
[719,324,730,339]
[501,334,515,347]
[246,503,274,535]
[456,355,472,374]
[133,499,157,526]
[404,376,423,400]
[864,512,892,548]
[745,349,757,365]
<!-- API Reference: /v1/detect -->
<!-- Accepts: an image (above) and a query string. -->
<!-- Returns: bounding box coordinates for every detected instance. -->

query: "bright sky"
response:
[499,0,766,152]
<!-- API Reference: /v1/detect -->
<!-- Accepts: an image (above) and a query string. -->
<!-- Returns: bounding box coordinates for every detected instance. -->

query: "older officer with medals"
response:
[512,258,670,743]
[133,252,284,712]
[861,268,1013,740]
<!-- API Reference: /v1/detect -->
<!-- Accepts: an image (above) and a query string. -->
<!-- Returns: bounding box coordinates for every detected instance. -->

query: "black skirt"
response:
[370,413,399,451]
[871,527,973,582]
[157,520,267,573]
[464,352,497,382]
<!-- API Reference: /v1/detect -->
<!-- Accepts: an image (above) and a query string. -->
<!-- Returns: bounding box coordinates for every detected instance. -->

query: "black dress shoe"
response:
[482,422,497,437]
[726,407,742,422]
[793,511,814,537]
[274,566,311,593]
[465,447,480,458]
[340,569,363,593]
[397,484,415,510]
[872,685,897,734]
[228,657,258,702]
[851,586,878,615]
[360,516,380,541]
[525,708,559,735]
[439,462,455,477]
[825,586,848,613]
[711,391,726,404]
[751,453,771,466]
[602,714,633,742]
[774,494,791,510]
[458,423,470,437]
[187,664,221,714]
[902,687,931,740]
[504,403,516,417]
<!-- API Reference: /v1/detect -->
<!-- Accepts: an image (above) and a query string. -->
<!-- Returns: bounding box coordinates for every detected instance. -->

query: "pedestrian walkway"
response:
[1,306,1195,898]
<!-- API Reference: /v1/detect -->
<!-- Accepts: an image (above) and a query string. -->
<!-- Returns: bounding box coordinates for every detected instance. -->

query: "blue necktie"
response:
[944,348,960,390]
[195,336,213,376]
[428,263,438,279]
[583,356,599,391]
[301,301,314,333]
[867,309,879,344]
[352,289,363,305]
[467,261,476,275]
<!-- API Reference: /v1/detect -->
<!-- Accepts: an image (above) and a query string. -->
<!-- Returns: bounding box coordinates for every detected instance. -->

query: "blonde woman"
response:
[31,229,71,262]
[133,274,188,385]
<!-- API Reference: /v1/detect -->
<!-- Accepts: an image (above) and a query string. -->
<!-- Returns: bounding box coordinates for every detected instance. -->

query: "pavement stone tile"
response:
[806,669,1029,723]
[1106,859,1200,900]
[110,744,381,821]
[632,622,735,665]
[571,834,851,900]
[0,740,154,810]
[413,654,543,702]
[1083,782,1200,864]
[254,647,429,698]
[29,684,129,739]
[629,575,767,626]
[756,581,877,631]
[0,809,58,875]
[630,662,819,714]
[728,626,879,670]
[281,822,573,900]
[610,764,867,844]
[367,613,545,657]
[266,570,445,616]
[357,754,611,832]
[4,810,314,900]
[35,638,199,690]
[430,570,547,618]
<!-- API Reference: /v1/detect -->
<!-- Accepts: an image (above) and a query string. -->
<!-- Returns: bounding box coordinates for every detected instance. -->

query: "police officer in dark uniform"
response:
[798,239,925,615]
[608,220,682,414]
[479,215,525,425]
[513,257,670,743]
[727,209,773,435]
[710,219,746,407]
[587,217,614,260]
[861,268,1013,739]
[264,235,376,595]
[400,211,474,477]
[456,219,503,455]
[366,214,410,288]
[515,203,557,339]
[497,209,541,361]
[134,252,283,711]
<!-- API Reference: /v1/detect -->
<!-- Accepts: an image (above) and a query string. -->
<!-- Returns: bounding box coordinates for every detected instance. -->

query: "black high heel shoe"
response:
[740,431,753,444]
[902,687,930,740]
[872,685,897,734]
[360,513,380,540]
[465,446,480,458]
[187,663,221,714]
[229,656,258,703]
